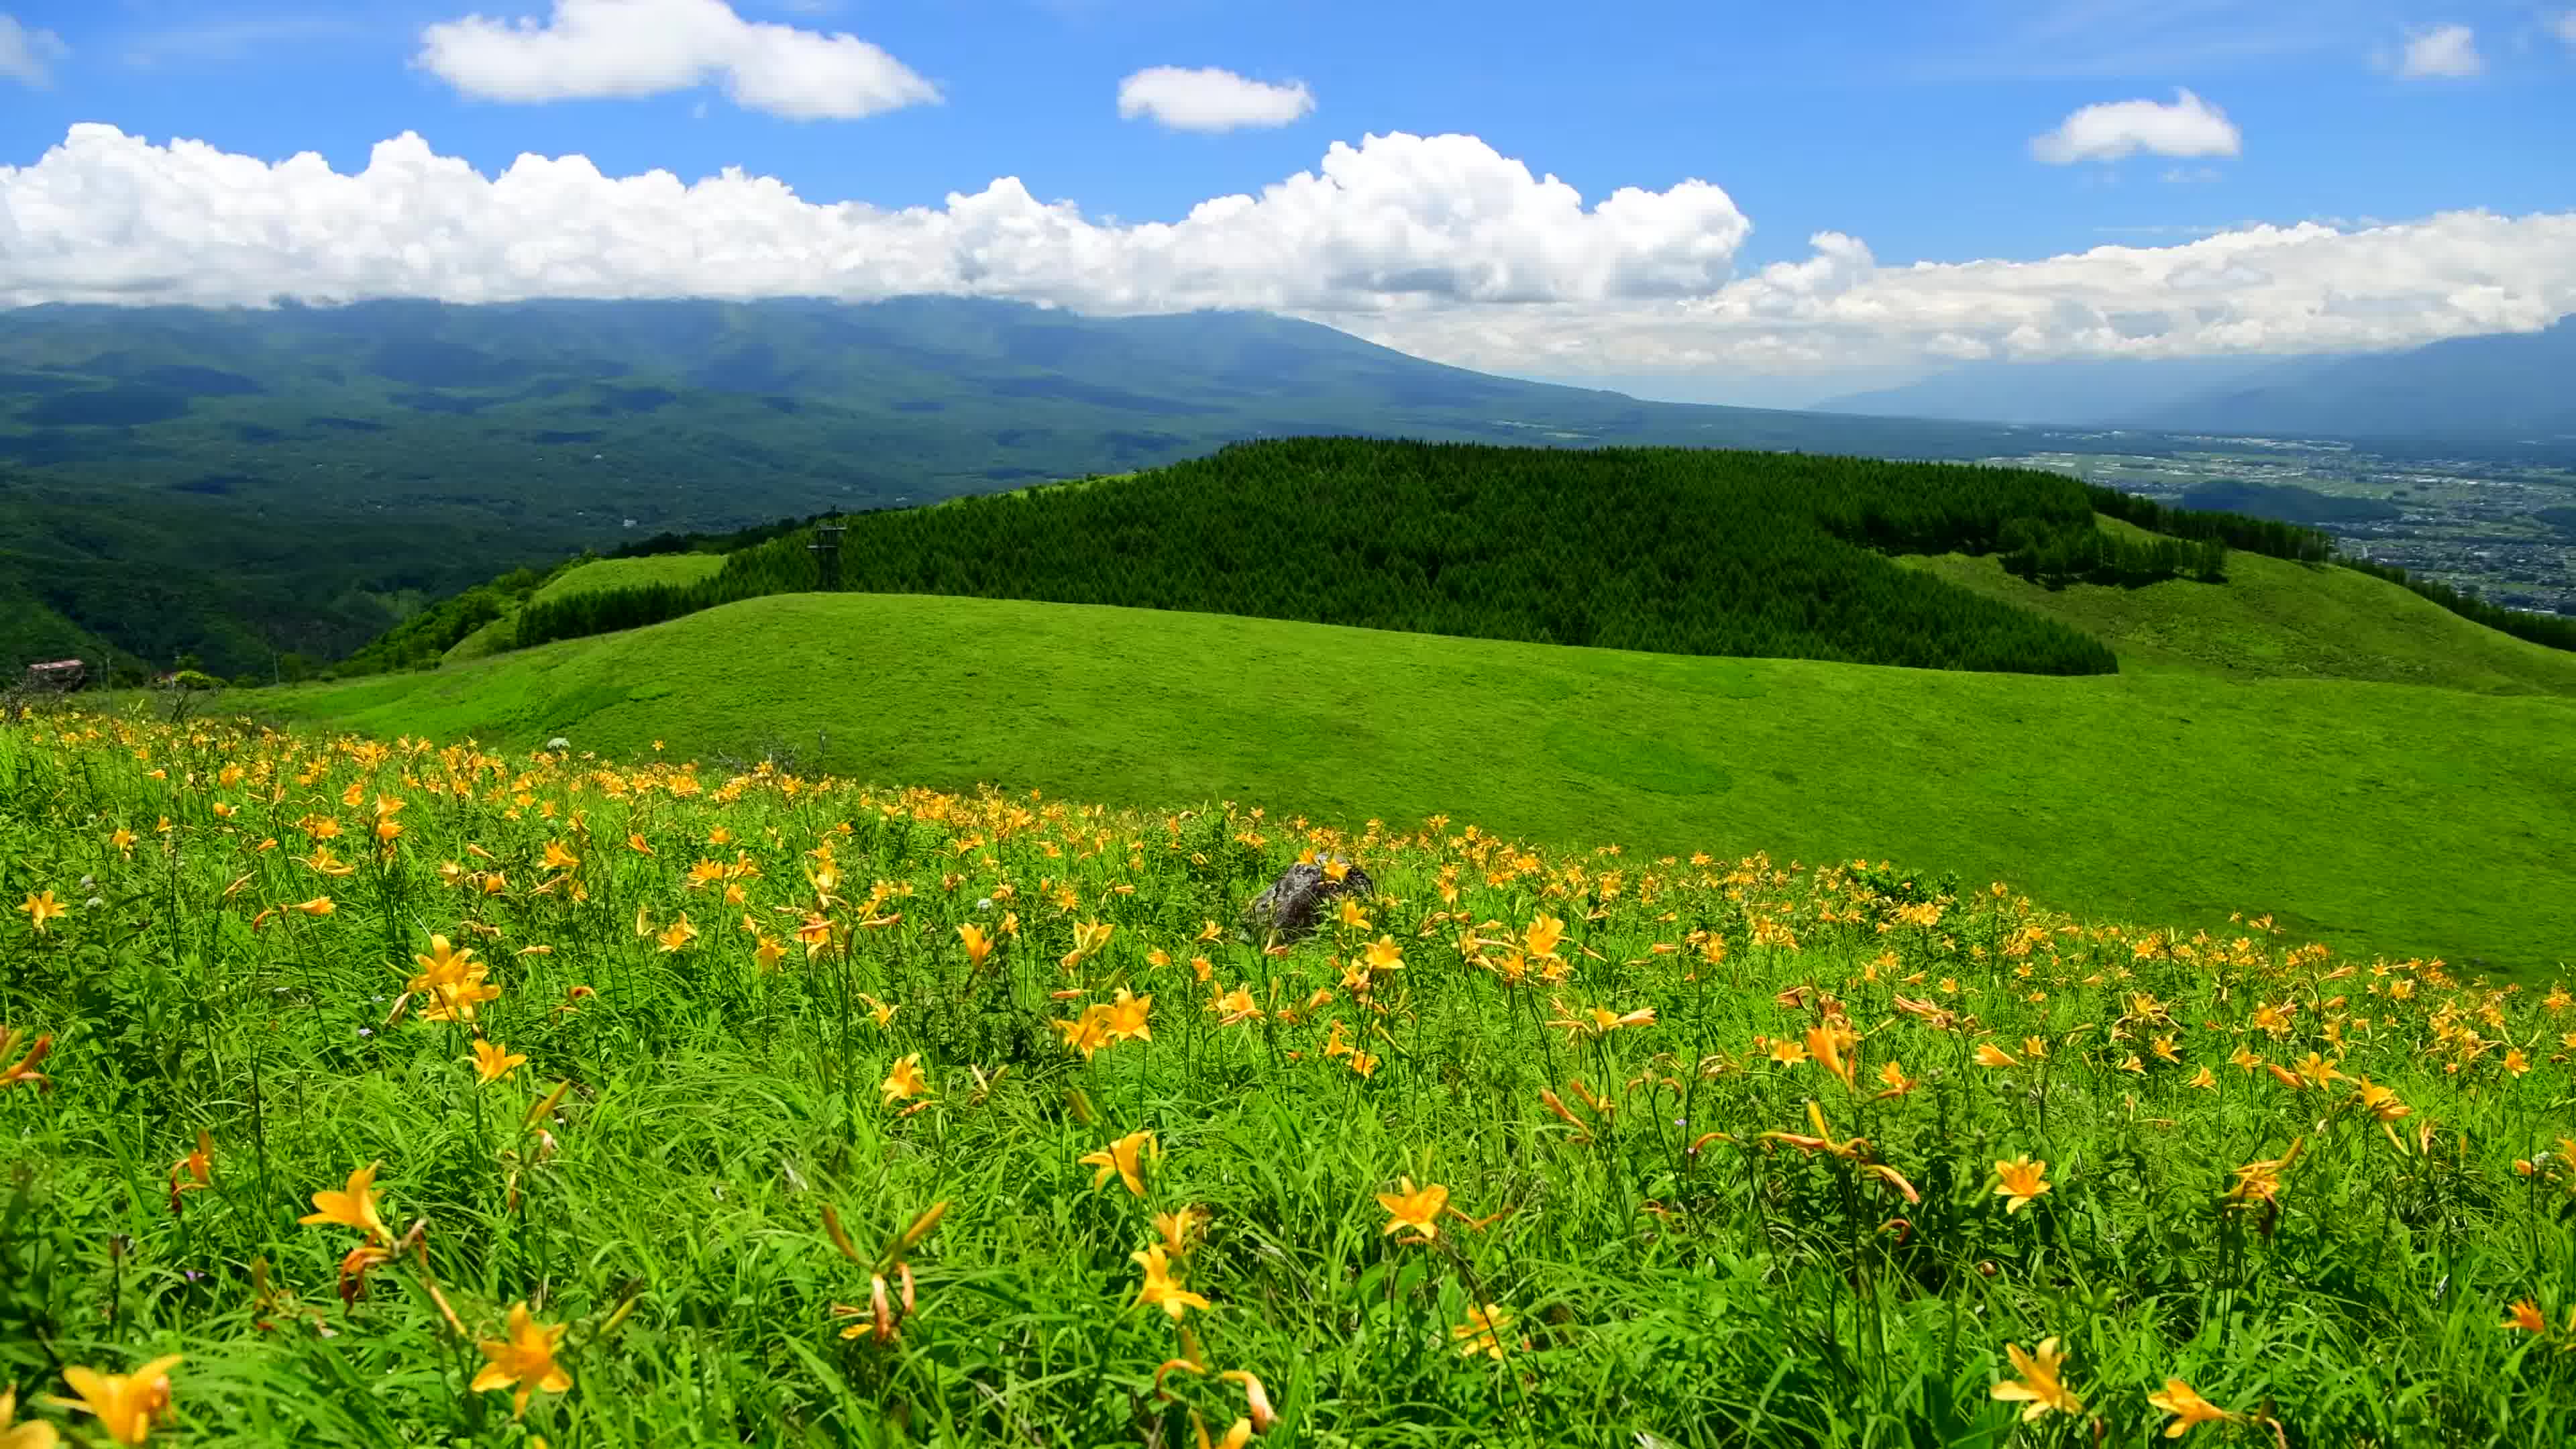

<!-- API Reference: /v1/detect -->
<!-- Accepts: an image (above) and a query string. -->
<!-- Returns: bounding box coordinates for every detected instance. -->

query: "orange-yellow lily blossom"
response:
[1993,1156,2051,1214]
[958,922,994,970]
[2,1381,62,1449]
[1055,1004,1114,1059]
[409,936,500,1024]
[1082,1130,1159,1196]
[1131,1242,1210,1320]
[2502,1299,2547,1333]
[54,1355,181,1446]
[2146,1379,2233,1437]
[471,1303,572,1419]
[288,896,334,916]
[1990,1338,2084,1421]
[2224,1138,2303,1212]
[1155,1206,1206,1258]
[1974,1042,2020,1068]
[1377,1177,1449,1242]
[471,1040,527,1086]
[1452,1303,1517,1360]
[168,1132,213,1212]
[879,1054,930,1106]
[0,1028,52,1093]
[1364,936,1406,972]
[1102,989,1152,1044]
[17,892,63,934]
[655,914,698,953]
[1522,914,1566,959]
[1061,919,1114,969]
[1806,1024,1858,1091]
[299,1163,392,1246]
[2350,1078,2414,1151]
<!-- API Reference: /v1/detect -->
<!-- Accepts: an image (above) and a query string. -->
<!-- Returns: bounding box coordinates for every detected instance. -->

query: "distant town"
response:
[1994,439,2576,620]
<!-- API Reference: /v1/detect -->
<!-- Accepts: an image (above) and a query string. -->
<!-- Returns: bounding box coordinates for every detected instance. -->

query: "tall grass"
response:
[1,710,2570,1446]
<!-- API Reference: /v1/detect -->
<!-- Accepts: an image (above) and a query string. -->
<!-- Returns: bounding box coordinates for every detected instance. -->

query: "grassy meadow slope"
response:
[443,553,727,663]
[261,591,2576,973]
[1902,517,2576,694]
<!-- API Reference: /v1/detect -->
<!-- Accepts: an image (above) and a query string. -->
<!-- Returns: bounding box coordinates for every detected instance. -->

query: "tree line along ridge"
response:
[362,437,2571,678]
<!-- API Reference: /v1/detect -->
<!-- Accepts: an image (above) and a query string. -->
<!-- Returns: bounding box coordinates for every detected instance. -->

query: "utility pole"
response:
[809,523,845,590]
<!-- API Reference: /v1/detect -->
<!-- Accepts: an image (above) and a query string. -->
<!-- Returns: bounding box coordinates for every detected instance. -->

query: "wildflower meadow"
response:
[1,711,2571,1446]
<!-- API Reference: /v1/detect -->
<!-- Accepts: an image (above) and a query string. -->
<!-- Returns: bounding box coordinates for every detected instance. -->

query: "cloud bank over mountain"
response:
[2,123,2570,380]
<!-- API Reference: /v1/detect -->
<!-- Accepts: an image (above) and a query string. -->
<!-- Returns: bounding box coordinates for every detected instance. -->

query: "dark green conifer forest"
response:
[514,438,2171,674]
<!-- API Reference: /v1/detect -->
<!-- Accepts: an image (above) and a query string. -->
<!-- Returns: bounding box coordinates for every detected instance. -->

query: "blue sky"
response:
[3,0,2573,398]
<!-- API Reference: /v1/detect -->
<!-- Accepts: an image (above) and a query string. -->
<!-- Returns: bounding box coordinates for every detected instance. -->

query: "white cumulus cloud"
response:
[2394,23,2483,78]
[2030,89,2241,165]
[415,0,938,120]
[0,125,2570,382]
[1,12,69,88]
[2548,11,2576,46]
[1117,66,1314,132]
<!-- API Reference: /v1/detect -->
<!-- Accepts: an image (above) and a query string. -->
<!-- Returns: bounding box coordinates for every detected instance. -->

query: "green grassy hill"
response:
[443,553,726,663]
[1902,517,2576,694]
[260,590,2576,975]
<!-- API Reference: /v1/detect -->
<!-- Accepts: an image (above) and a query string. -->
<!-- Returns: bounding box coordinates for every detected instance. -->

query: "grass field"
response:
[259,590,2576,975]
[443,555,728,664]
[3,713,2570,1446]
[1900,519,2576,695]
[531,555,729,607]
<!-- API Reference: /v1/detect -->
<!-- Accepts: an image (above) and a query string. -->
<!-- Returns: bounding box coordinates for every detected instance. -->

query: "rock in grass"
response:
[1240,856,1375,945]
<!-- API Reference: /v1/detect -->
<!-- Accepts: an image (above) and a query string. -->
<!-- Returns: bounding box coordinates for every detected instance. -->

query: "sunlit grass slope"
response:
[444,553,727,664]
[1902,517,2576,694]
[531,553,727,606]
[264,592,2576,973]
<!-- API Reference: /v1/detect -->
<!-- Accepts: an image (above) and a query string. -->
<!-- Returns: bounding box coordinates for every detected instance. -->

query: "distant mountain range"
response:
[1817,317,2576,442]
[0,296,2075,676]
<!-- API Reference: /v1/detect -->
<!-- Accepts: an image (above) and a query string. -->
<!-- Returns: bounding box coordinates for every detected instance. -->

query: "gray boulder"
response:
[1240,856,1377,945]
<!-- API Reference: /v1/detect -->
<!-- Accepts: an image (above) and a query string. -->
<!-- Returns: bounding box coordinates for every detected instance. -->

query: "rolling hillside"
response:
[258,589,2576,974]
[442,553,727,664]
[1901,517,2576,694]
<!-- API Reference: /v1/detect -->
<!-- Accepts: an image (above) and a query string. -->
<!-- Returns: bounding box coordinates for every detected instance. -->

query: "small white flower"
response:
[975,898,994,911]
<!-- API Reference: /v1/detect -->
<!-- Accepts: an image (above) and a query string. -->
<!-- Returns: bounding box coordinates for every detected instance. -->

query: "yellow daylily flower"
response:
[471,1303,572,1419]
[1992,1155,2051,1214]
[54,1355,181,1446]
[299,1162,392,1245]
[2147,1378,2235,1438]
[1989,1337,2083,1422]
[1377,1176,1449,1242]
[1081,1130,1159,1196]
[1132,1242,1210,1321]
[471,1039,527,1086]
[880,1053,930,1106]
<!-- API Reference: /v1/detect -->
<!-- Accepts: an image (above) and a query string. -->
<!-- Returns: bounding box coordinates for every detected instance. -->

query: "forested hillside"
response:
[505,438,2231,675]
